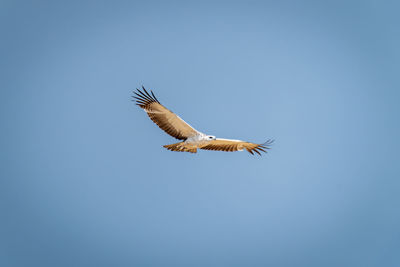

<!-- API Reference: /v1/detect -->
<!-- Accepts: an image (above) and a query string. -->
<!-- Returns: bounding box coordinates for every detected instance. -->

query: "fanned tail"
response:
[163,142,197,153]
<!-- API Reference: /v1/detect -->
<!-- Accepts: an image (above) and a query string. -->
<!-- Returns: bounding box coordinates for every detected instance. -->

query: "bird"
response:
[133,86,273,155]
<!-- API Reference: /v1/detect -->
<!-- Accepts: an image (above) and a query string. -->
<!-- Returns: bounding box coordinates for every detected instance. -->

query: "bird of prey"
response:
[133,87,273,155]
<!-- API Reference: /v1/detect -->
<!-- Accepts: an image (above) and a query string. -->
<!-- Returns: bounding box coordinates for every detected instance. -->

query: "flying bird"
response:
[133,87,273,155]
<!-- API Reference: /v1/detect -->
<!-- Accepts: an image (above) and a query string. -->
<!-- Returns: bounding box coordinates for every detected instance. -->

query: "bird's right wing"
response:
[133,87,200,140]
[200,138,273,155]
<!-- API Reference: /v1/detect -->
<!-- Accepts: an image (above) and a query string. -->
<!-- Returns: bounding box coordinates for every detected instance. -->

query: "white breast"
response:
[185,133,208,144]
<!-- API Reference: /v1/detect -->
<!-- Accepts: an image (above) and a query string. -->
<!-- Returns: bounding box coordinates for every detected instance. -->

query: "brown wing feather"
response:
[133,87,199,140]
[200,139,273,155]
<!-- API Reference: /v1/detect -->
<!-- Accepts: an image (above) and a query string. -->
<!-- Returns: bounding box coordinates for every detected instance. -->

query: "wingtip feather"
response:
[133,86,162,107]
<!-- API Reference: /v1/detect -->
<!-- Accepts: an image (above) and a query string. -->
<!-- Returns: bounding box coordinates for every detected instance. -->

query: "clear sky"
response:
[1,1,400,266]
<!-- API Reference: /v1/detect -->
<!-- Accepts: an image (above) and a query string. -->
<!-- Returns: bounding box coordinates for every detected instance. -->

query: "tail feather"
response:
[164,142,197,153]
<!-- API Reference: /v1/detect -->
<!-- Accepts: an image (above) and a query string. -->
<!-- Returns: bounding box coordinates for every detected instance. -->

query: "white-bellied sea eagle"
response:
[133,87,273,155]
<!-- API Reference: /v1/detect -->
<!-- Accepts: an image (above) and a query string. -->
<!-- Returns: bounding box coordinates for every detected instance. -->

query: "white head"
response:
[206,135,216,140]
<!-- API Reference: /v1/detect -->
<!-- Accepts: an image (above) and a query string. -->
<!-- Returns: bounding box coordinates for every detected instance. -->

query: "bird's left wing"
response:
[133,87,200,140]
[200,138,273,155]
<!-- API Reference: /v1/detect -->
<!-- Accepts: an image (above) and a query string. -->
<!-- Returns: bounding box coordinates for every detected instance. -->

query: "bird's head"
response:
[207,135,216,140]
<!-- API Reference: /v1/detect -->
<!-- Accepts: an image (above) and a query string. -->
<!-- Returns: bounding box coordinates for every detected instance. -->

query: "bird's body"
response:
[133,87,273,155]
[165,133,216,153]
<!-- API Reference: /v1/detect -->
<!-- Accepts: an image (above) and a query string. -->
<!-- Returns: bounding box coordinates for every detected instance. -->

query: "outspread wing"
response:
[200,138,274,155]
[133,87,199,140]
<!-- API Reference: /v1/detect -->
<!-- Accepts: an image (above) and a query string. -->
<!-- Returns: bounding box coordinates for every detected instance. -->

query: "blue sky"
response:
[1,1,400,266]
